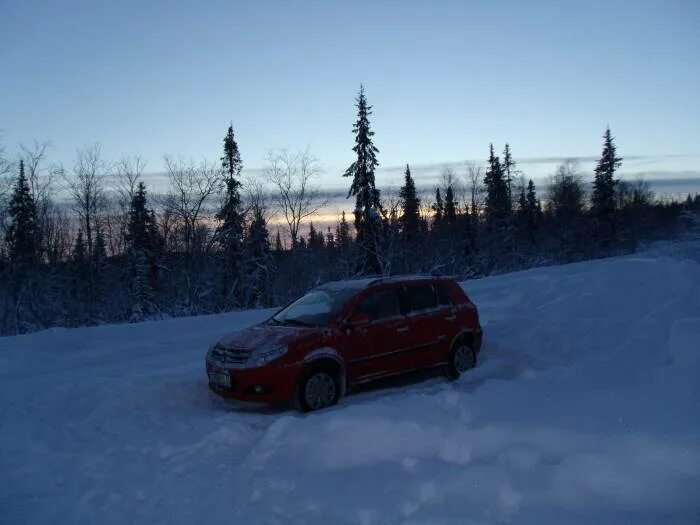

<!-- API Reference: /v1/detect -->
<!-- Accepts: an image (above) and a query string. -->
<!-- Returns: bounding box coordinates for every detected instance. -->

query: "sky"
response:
[2,0,700,198]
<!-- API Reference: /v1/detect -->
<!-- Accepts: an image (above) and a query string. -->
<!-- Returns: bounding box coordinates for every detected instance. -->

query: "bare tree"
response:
[465,161,484,215]
[64,143,107,255]
[265,149,327,248]
[164,156,221,255]
[20,140,54,206]
[243,175,269,222]
[113,155,146,206]
[0,141,14,243]
[111,155,147,255]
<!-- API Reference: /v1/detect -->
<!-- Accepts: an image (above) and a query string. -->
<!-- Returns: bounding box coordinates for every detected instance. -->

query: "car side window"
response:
[357,289,401,322]
[435,283,452,306]
[403,284,438,314]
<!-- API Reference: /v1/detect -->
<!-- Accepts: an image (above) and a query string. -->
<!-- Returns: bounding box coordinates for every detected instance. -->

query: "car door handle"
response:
[396,326,410,333]
[444,315,456,322]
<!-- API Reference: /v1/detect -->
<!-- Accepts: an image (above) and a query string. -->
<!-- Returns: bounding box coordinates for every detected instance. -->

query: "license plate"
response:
[210,372,231,388]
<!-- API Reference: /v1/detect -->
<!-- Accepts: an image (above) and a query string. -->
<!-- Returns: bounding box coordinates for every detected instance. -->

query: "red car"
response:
[206,275,482,412]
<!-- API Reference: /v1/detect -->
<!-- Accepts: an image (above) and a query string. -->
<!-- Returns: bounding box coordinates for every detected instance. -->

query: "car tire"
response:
[295,366,341,412]
[444,340,477,380]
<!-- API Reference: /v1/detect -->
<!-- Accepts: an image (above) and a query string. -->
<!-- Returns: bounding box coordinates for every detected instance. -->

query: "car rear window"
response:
[403,284,438,313]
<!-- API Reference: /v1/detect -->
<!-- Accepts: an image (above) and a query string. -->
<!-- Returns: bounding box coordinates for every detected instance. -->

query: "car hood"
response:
[216,323,316,351]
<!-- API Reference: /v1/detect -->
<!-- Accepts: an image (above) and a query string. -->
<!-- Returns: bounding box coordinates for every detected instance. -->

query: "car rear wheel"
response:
[445,341,476,380]
[296,368,340,412]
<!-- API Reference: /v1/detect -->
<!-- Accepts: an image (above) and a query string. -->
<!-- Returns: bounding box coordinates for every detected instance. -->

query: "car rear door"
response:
[401,283,453,370]
[343,287,413,383]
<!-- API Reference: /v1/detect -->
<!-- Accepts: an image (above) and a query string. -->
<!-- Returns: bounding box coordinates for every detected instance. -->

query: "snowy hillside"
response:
[2,251,699,524]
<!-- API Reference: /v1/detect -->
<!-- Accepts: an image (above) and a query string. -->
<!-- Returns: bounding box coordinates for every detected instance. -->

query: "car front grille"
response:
[210,344,251,367]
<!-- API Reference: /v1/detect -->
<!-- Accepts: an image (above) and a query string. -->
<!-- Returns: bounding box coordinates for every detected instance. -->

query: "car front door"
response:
[343,287,412,383]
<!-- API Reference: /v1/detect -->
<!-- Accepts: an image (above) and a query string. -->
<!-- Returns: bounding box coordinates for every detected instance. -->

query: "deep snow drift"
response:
[1,250,699,524]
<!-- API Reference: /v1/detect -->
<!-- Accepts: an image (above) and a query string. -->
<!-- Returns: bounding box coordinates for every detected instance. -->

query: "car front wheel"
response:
[445,341,476,380]
[296,368,340,412]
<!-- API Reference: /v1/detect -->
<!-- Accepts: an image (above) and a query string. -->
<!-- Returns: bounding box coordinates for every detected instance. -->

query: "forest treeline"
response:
[2,86,699,335]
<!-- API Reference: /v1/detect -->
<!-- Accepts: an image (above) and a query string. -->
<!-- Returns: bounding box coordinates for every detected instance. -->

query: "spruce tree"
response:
[526,179,541,237]
[592,127,622,247]
[432,187,444,229]
[308,221,324,250]
[336,211,351,251]
[69,230,89,324]
[398,164,421,239]
[216,124,244,306]
[444,184,457,224]
[517,179,541,244]
[483,144,511,227]
[343,85,382,274]
[6,160,39,269]
[243,208,271,307]
[325,227,335,249]
[503,143,515,203]
[126,182,158,319]
[274,230,283,252]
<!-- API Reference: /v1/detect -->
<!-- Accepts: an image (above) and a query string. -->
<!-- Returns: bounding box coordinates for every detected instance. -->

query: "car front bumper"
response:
[206,360,301,405]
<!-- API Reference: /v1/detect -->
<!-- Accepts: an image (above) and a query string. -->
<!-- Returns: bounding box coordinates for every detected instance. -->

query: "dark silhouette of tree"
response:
[243,207,272,307]
[484,144,511,227]
[432,187,444,229]
[444,184,457,224]
[517,179,541,244]
[126,182,159,319]
[503,143,515,203]
[325,227,335,249]
[308,221,325,250]
[399,164,421,239]
[343,85,382,274]
[6,160,39,269]
[591,127,622,248]
[547,161,586,260]
[336,211,351,251]
[216,124,244,306]
[274,230,283,252]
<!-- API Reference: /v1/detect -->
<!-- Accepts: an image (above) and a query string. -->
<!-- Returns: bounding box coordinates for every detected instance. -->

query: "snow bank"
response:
[1,252,699,524]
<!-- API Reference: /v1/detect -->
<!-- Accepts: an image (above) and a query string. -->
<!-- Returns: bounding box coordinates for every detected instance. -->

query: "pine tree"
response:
[216,124,244,306]
[343,85,382,274]
[398,164,421,239]
[6,160,39,269]
[592,127,622,247]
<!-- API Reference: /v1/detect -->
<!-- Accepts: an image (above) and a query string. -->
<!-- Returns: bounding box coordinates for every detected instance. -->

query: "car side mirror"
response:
[346,312,369,328]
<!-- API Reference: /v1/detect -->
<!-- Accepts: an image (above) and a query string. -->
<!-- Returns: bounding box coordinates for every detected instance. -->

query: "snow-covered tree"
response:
[216,124,244,306]
[343,85,382,274]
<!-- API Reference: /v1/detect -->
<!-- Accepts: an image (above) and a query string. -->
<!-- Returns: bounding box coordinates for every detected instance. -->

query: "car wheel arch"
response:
[450,329,476,353]
[302,347,347,397]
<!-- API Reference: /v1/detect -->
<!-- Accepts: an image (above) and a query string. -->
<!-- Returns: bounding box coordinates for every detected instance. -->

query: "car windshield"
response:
[270,288,355,327]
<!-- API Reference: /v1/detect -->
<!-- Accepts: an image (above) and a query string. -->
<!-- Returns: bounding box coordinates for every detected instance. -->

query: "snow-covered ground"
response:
[2,249,699,524]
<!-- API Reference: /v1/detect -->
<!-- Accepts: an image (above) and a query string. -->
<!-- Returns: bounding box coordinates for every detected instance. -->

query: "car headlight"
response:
[247,344,288,368]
